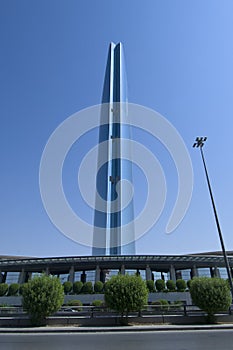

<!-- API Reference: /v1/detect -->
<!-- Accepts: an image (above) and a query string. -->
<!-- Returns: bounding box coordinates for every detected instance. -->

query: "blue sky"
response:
[1,0,233,257]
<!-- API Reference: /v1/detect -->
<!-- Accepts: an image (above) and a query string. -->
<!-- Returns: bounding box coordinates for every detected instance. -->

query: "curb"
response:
[1,324,233,333]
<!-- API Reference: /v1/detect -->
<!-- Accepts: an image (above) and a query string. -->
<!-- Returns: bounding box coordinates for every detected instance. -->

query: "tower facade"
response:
[92,42,135,256]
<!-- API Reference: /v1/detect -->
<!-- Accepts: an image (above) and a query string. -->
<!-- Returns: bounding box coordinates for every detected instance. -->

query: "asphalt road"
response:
[0,329,232,350]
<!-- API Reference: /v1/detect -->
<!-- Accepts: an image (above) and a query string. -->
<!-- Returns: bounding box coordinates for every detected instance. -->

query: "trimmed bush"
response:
[104,274,148,321]
[66,299,83,306]
[146,280,155,292]
[94,281,104,293]
[176,279,186,292]
[22,274,64,326]
[81,282,93,294]
[166,280,176,292]
[0,284,8,297]
[73,281,83,294]
[8,283,19,296]
[155,279,165,292]
[19,283,28,295]
[187,279,192,290]
[159,299,170,310]
[63,281,73,295]
[92,300,104,307]
[190,277,231,323]
[66,299,83,311]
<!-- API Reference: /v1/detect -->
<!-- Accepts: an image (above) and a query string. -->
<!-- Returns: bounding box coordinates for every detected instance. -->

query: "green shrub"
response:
[73,281,83,294]
[66,299,83,307]
[146,280,155,292]
[81,282,93,294]
[176,279,186,292]
[166,280,176,291]
[63,281,73,295]
[104,274,148,321]
[170,300,183,310]
[155,279,165,292]
[190,277,231,323]
[94,281,104,293]
[92,300,104,307]
[0,284,8,297]
[151,299,169,311]
[19,283,28,295]
[8,283,19,296]
[22,274,64,326]
[66,299,83,310]
[159,299,170,310]
[187,279,192,290]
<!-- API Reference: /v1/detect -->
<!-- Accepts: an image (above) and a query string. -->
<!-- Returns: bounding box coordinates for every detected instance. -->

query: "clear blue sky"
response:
[1,0,233,257]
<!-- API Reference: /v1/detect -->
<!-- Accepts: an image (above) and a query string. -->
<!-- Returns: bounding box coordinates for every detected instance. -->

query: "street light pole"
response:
[193,137,233,299]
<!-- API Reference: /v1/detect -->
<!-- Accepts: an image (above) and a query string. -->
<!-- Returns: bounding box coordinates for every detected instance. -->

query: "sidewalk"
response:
[1,323,233,333]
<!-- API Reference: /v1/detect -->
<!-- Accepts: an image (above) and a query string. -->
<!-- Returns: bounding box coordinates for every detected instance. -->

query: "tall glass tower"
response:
[92,42,135,256]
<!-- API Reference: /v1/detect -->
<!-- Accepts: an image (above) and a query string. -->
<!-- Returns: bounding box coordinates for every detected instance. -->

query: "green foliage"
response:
[187,279,192,290]
[81,282,93,294]
[176,279,186,292]
[19,283,28,296]
[63,281,73,295]
[166,280,176,291]
[104,274,148,318]
[146,280,155,292]
[8,283,19,296]
[73,281,83,294]
[94,281,104,293]
[159,299,170,310]
[0,284,8,297]
[92,299,104,307]
[22,274,64,326]
[155,279,165,292]
[66,299,83,307]
[190,277,231,323]
[65,299,83,310]
[151,299,169,311]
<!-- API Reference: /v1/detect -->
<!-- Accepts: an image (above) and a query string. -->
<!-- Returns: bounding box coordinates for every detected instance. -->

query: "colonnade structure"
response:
[1,253,233,286]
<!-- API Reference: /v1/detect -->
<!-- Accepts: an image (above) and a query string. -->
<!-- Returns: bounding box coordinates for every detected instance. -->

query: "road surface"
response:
[0,329,232,350]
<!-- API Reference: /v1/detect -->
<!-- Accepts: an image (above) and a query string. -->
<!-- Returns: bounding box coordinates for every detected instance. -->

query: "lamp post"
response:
[193,137,233,299]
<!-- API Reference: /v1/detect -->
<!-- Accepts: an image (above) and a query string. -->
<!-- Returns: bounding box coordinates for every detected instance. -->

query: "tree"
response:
[22,274,64,326]
[146,280,155,292]
[81,281,93,294]
[166,280,176,292]
[104,274,148,323]
[73,281,83,294]
[187,279,192,290]
[155,279,165,292]
[176,279,186,292]
[190,277,231,323]
[0,284,8,296]
[63,281,73,295]
[94,281,104,293]
[8,283,19,296]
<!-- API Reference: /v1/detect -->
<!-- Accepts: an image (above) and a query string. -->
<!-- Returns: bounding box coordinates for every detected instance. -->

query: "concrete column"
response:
[169,265,176,282]
[100,269,106,283]
[95,266,100,282]
[146,265,152,280]
[120,265,125,275]
[18,269,26,284]
[213,267,220,278]
[68,266,75,283]
[0,271,3,283]
[191,265,199,278]
[45,267,50,276]
[81,271,86,283]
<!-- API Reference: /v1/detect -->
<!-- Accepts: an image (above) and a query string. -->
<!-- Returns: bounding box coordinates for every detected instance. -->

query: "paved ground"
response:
[1,328,233,350]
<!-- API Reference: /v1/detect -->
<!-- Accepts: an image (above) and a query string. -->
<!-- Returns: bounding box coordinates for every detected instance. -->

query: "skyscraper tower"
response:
[92,42,135,256]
